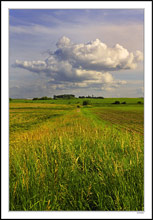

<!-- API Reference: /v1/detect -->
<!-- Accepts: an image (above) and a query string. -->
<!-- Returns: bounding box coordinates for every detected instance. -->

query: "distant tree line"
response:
[33,96,52,100]
[53,94,104,99]
[53,94,75,99]
[79,96,104,99]
[32,94,105,100]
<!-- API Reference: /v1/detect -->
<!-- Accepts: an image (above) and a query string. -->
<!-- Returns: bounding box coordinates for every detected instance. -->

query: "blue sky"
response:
[10,9,144,26]
[9,9,144,98]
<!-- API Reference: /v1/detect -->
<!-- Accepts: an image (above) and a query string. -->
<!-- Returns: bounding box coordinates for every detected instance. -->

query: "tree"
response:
[83,100,90,105]
[113,101,120,104]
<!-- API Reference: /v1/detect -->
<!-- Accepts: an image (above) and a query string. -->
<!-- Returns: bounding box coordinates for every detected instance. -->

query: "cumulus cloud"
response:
[14,36,143,91]
[53,37,143,70]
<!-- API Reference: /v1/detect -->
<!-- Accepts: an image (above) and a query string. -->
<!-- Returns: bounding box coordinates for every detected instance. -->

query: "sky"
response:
[9,9,144,98]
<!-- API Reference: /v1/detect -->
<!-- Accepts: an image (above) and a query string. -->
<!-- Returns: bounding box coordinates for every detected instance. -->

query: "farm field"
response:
[90,106,144,135]
[10,97,144,105]
[9,99,144,211]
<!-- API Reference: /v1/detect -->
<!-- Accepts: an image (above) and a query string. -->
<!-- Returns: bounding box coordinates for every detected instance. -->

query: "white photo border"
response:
[2,1,152,219]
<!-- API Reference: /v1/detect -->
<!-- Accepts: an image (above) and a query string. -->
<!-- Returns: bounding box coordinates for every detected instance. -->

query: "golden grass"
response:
[9,105,144,211]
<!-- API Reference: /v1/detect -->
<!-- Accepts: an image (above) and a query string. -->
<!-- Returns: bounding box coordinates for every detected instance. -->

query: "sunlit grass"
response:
[9,103,144,211]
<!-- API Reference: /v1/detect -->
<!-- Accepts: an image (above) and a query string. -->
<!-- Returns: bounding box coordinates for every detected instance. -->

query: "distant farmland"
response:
[9,98,144,211]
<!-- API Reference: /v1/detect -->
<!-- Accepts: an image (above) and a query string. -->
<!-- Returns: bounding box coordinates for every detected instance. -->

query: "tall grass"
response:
[9,106,144,211]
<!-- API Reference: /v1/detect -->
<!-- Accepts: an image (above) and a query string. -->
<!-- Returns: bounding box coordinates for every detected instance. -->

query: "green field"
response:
[9,98,144,211]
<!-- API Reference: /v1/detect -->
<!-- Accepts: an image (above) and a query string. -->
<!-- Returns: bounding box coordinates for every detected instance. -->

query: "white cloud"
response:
[14,36,143,91]
[53,37,143,71]
[134,50,143,62]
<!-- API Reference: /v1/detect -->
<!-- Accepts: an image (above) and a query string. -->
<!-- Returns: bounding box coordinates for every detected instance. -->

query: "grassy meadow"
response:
[9,98,144,211]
